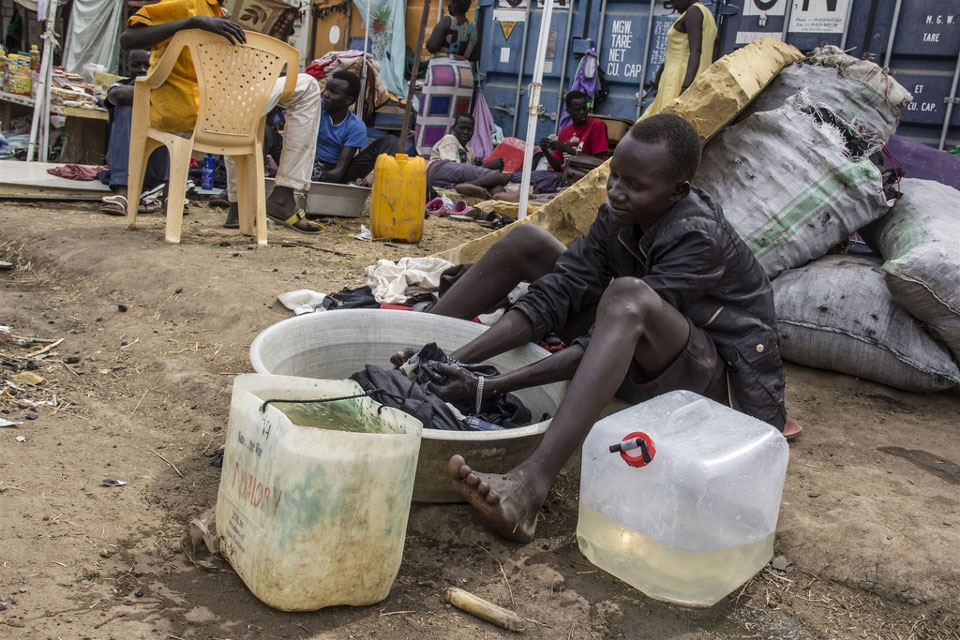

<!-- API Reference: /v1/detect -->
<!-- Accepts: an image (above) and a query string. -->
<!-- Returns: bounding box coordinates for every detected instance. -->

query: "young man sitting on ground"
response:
[394,114,788,543]
[313,70,400,185]
[99,50,170,216]
[427,113,509,199]
[540,90,610,183]
[121,0,323,234]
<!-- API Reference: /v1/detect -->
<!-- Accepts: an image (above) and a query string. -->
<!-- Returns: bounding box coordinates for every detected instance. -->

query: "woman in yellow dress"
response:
[639,0,717,120]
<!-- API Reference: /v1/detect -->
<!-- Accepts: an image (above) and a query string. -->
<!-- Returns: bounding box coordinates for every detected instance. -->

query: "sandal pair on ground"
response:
[100,183,166,216]
[100,183,191,217]
[426,197,472,218]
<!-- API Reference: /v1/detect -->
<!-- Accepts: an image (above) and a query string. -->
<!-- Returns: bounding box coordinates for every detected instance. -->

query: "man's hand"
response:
[390,347,418,368]
[482,157,505,171]
[539,137,554,151]
[426,362,477,403]
[192,16,246,44]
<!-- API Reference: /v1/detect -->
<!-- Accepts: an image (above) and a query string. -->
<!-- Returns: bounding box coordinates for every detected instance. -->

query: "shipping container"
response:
[470,0,958,149]
[308,0,957,150]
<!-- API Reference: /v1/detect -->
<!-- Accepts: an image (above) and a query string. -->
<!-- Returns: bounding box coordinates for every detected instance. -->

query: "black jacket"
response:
[513,187,787,429]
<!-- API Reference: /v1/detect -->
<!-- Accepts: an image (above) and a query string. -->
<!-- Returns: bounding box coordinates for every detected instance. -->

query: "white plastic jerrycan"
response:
[577,390,789,607]
[216,374,422,611]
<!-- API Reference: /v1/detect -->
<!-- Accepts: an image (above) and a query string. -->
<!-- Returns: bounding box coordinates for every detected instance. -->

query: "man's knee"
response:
[599,277,659,321]
[295,74,320,100]
[499,224,561,255]
[376,134,401,155]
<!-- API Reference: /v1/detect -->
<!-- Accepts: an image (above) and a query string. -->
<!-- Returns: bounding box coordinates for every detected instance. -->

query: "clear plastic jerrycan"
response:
[370,153,426,243]
[577,390,789,607]
[216,374,422,611]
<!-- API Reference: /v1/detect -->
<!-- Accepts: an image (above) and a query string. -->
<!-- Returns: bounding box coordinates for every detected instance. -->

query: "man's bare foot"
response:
[448,455,544,543]
[266,186,321,232]
[494,191,521,202]
[455,183,492,200]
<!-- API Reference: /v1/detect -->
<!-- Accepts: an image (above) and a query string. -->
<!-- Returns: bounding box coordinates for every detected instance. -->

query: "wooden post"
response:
[399,0,432,151]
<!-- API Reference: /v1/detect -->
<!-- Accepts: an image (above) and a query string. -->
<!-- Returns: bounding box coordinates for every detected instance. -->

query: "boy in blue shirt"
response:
[314,71,400,183]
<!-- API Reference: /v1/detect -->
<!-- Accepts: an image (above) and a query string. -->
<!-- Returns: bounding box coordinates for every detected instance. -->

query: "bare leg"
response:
[449,277,691,542]
[455,183,492,199]
[454,172,512,200]
[430,224,565,320]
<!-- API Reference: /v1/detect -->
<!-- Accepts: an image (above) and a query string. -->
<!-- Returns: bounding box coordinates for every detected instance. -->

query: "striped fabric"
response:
[414,56,474,157]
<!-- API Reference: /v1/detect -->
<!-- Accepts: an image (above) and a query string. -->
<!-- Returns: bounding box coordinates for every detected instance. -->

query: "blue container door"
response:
[478,0,579,143]
[883,0,960,147]
[478,1,726,141]
[597,2,662,120]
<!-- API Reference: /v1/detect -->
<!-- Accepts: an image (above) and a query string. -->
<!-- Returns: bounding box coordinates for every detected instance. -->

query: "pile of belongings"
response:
[695,45,958,392]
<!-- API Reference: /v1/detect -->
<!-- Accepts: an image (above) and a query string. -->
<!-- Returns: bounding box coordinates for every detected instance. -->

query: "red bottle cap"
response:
[618,431,656,468]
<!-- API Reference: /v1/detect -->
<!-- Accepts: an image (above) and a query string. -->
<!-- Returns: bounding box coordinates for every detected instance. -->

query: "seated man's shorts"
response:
[615,317,729,407]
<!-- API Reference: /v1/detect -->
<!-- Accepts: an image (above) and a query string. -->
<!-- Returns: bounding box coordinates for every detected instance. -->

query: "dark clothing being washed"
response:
[511,187,787,429]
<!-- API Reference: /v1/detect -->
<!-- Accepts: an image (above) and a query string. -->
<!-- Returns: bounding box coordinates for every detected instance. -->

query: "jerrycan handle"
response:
[664,398,714,433]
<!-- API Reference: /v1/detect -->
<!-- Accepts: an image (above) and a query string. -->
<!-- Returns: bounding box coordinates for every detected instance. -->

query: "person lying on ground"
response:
[393,114,787,543]
[428,113,510,199]
[313,70,400,185]
[540,90,610,181]
[98,49,171,216]
[120,0,322,234]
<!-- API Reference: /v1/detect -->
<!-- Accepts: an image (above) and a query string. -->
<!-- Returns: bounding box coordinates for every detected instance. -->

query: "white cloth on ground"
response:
[278,289,331,315]
[364,257,454,304]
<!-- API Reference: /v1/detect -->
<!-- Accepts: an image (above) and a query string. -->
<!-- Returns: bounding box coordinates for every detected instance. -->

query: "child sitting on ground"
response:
[313,70,400,185]
[98,49,170,216]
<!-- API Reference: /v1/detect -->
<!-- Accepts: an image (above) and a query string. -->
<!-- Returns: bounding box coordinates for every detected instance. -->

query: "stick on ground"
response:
[446,587,524,633]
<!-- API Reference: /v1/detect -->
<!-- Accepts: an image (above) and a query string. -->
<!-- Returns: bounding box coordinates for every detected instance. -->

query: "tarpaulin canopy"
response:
[62,0,123,75]
[350,0,406,97]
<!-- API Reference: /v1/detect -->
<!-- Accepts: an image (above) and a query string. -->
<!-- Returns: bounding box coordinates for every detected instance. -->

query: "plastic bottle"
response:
[577,390,789,607]
[201,154,216,190]
[370,153,426,243]
[29,44,40,73]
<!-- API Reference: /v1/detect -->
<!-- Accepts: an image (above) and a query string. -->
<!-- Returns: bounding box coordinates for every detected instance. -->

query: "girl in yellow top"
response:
[639,0,717,120]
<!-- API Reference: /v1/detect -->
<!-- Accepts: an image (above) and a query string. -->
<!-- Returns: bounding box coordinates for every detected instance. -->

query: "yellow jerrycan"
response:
[370,153,426,243]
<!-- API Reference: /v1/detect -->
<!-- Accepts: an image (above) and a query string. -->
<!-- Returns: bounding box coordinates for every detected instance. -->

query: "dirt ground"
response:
[1,200,958,640]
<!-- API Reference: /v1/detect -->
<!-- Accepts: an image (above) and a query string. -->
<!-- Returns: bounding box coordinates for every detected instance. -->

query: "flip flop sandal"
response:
[102,194,163,216]
[450,200,474,216]
[270,208,323,235]
[425,197,451,217]
[100,194,126,216]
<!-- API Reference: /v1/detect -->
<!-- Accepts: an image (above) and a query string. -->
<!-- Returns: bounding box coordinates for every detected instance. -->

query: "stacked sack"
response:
[699,47,960,393]
[695,91,892,280]
[866,179,960,366]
